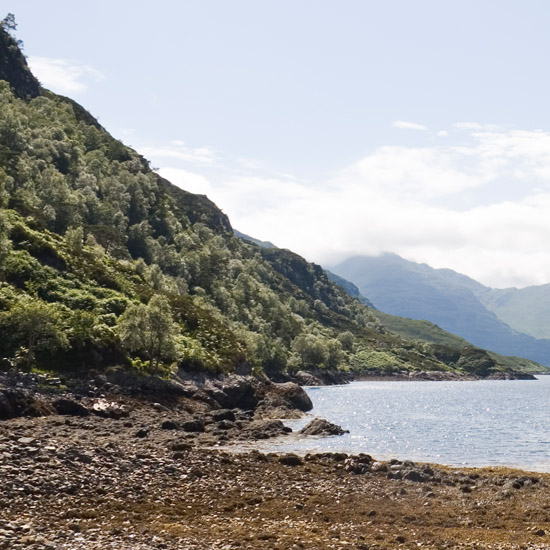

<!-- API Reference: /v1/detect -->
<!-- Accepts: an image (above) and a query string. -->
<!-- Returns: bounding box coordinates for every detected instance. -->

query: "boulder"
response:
[161,420,180,430]
[221,375,258,410]
[53,398,90,417]
[300,418,349,436]
[260,381,313,412]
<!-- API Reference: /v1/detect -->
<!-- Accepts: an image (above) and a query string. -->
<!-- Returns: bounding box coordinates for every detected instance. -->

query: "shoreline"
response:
[2,372,550,548]
[3,402,550,549]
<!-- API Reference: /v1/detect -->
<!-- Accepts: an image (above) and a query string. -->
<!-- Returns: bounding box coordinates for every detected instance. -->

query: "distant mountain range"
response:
[331,254,550,366]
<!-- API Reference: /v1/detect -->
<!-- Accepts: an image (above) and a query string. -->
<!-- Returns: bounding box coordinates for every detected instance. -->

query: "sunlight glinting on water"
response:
[260,376,550,471]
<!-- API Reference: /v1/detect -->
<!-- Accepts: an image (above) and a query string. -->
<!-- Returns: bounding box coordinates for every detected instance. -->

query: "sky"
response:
[5,0,550,288]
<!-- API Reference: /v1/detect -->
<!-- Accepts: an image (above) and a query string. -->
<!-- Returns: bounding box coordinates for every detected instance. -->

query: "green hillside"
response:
[0,23,535,380]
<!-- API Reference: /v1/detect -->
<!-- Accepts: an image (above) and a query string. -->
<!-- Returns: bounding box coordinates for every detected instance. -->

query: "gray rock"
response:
[300,418,348,436]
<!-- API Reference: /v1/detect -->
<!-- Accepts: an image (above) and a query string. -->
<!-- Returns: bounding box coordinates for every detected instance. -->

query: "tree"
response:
[0,296,67,369]
[0,213,11,279]
[1,13,17,33]
[118,295,180,371]
[291,333,328,368]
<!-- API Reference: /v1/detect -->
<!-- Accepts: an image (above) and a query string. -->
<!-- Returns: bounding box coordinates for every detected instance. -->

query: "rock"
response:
[221,375,258,410]
[217,420,236,430]
[242,419,288,440]
[91,399,129,419]
[0,388,54,419]
[212,409,236,422]
[294,371,324,386]
[404,470,427,483]
[278,453,303,466]
[135,428,149,438]
[300,418,348,436]
[53,398,90,417]
[535,529,546,536]
[263,381,313,412]
[161,420,180,430]
[182,419,205,433]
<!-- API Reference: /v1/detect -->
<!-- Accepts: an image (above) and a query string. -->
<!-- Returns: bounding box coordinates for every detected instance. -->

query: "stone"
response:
[243,419,288,440]
[182,419,205,433]
[53,398,90,417]
[278,454,303,466]
[212,409,236,422]
[161,420,180,430]
[300,418,349,436]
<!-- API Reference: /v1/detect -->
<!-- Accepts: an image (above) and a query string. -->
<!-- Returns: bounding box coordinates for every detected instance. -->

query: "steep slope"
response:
[0,24,533,379]
[332,254,550,365]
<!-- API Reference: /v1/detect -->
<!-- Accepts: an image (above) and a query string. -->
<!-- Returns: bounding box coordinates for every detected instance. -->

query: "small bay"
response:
[263,376,550,472]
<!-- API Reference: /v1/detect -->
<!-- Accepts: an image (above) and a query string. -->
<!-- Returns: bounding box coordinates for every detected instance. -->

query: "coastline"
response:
[2,371,550,549]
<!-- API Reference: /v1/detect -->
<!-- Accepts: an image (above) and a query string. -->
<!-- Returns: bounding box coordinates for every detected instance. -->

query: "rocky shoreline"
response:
[2,370,550,549]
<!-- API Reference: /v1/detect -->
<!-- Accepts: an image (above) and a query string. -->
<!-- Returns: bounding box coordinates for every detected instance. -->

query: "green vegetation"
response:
[0,24,535,379]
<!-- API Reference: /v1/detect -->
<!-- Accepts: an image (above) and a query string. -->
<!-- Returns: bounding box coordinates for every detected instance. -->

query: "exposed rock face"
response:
[0,26,41,99]
[201,375,259,410]
[257,381,313,414]
[300,418,349,436]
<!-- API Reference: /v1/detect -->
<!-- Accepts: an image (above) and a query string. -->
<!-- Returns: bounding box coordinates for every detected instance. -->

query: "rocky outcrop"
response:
[256,381,313,417]
[202,375,258,410]
[0,26,41,99]
[300,418,349,436]
[0,388,54,419]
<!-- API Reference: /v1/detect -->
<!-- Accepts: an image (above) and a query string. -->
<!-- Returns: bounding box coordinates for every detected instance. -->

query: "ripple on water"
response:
[259,376,550,472]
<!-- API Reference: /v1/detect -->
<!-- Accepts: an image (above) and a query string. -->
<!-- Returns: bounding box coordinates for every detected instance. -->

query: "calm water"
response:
[262,376,550,472]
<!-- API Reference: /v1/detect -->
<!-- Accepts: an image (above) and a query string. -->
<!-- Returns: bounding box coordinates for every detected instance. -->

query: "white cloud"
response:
[28,56,104,94]
[437,130,448,137]
[147,125,550,288]
[392,120,428,131]
[453,122,502,131]
[190,127,550,288]
[157,167,213,196]
[140,141,216,165]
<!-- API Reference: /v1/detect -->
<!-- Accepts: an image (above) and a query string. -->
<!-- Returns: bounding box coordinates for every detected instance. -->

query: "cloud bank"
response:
[28,56,104,95]
[150,125,550,289]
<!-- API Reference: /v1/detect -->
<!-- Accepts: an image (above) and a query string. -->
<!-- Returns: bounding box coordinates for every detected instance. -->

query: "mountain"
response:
[331,254,550,366]
[475,285,550,340]
[0,23,539,380]
[234,229,277,249]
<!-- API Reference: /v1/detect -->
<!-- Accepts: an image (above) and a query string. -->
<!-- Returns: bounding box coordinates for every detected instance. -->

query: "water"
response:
[261,376,550,472]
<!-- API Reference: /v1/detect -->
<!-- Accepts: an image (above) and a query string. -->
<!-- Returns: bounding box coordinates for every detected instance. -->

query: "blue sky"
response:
[5,1,550,287]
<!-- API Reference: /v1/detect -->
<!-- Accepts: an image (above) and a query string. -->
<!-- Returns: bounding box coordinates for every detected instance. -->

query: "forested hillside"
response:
[0,21,535,379]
